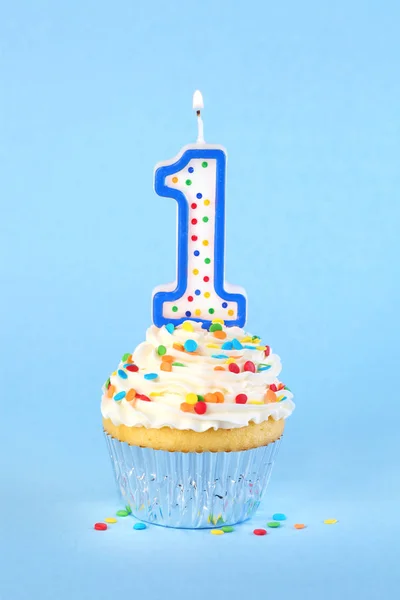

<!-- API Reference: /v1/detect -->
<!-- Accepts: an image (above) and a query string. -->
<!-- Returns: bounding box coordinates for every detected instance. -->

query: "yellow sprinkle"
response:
[324,519,338,525]
[212,318,224,324]
[256,345,266,351]
[104,518,117,524]
[112,371,117,376]
[211,529,224,535]
[277,394,285,402]
[225,358,237,364]
[150,392,163,397]
[248,400,264,405]
[186,393,198,405]
[204,292,210,298]
[182,321,195,332]
[253,338,261,344]
[241,337,252,343]
[207,343,219,348]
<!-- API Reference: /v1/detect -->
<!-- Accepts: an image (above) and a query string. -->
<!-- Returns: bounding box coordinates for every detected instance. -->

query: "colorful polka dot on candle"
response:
[172,306,178,312]
[191,203,197,209]
[172,177,178,183]
[185,311,191,317]
[194,250,200,256]
[195,290,201,296]
[195,309,201,316]
[228,309,234,316]
[209,308,215,314]
[202,161,208,168]
[205,258,211,264]
[191,235,198,241]
[204,292,210,298]
[196,193,202,199]
[204,199,210,206]
[188,296,193,302]
[204,276,209,282]
[203,217,209,222]
[203,240,209,246]
[188,167,194,173]
[186,179,192,185]
[222,302,228,308]
[191,218,197,225]
[193,269,199,275]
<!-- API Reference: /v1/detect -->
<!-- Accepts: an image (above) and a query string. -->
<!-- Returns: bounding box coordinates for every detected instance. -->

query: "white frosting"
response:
[101,323,294,432]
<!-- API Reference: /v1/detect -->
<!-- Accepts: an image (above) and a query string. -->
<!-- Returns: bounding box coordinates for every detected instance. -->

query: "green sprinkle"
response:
[202,216,209,223]
[267,521,281,528]
[172,306,178,312]
[116,510,129,517]
[216,515,225,525]
[209,323,222,332]
[221,526,234,533]
[197,395,205,402]
[122,353,131,362]
[205,258,211,264]
[125,505,132,514]
[185,179,192,185]
[172,362,186,367]
[284,386,292,392]
[202,161,208,168]
[157,345,167,356]
[105,378,110,389]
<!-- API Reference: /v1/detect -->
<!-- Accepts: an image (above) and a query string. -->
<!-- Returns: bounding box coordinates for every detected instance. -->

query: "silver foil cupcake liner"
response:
[104,432,281,529]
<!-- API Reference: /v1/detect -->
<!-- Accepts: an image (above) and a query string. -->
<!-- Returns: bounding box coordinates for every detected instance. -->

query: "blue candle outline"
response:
[153,147,247,328]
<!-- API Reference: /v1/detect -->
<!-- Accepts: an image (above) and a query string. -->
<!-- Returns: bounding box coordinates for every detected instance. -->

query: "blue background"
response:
[1,1,399,598]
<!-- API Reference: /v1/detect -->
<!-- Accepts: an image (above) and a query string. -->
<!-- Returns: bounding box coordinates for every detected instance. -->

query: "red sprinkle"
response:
[126,364,139,372]
[194,402,207,415]
[235,393,248,404]
[264,345,271,358]
[228,363,240,374]
[269,384,278,392]
[94,523,107,531]
[253,528,267,536]
[136,393,151,402]
[243,361,256,373]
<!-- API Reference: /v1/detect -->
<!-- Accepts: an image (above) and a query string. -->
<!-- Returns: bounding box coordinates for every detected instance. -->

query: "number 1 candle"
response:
[152,91,247,328]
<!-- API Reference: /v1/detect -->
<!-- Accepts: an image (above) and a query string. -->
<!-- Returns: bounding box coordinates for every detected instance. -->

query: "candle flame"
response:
[192,90,204,111]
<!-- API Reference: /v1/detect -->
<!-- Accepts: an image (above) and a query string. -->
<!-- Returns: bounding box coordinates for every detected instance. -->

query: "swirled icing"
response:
[101,322,294,432]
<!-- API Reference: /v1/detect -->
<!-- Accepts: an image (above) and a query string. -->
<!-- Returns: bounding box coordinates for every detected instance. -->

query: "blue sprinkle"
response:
[188,167,194,173]
[279,396,287,402]
[221,341,233,350]
[232,338,243,350]
[144,373,158,380]
[211,354,229,359]
[222,302,228,308]
[194,250,200,257]
[133,522,147,530]
[258,365,271,372]
[272,513,287,521]
[184,339,198,352]
[118,369,128,379]
[195,289,201,296]
[114,391,126,401]
[243,345,257,349]
[185,311,191,317]
[196,193,203,199]
[165,323,175,334]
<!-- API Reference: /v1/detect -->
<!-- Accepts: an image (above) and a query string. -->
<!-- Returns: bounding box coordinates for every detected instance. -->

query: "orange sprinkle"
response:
[180,402,195,413]
[265,389,277,404]
[161,355,175,363]
[215,391,225,403]
[214,366,225,371]
[294,524,306,530]
[173,343,184,351]
[160,361,172,372]
[205,393,218,403]
[107,385,115,398]
[213,330,227,340]
[126,389,136,402]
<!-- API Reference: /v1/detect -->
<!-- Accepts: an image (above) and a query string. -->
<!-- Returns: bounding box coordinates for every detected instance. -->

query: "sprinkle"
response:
[252,337,261,343]
[104,378,110,389]
[133,522,147,530]
[243,345,256,349]
[144,373,158,380]
[172,362,186,367]
[160,362,172,372]
[116,510,129,517]
[173,343,184,351]
[221,341,233,350]
[180,402,195,413]
[272,513,286,521]
[243,361,256,373]
[209,323,222,332]
[205,393,218,403]
[248,400,264,405]
[136,393,151,402]
[215,391,225,403]
[104,518,117,524]
[256,345,266,351]
[94,523,107,531]
[213,330,227,340]
[184,339,198,352]
[112,371,117,375]
[126,364,139,372]
[162,355,174,363]
[324,519,338,525]
[264,345,271,357]
[118,369,128,379]
[235,394,248,404]
[114,391,126,401]
[206,343,219,349]
[267,521,281,528]
[284,386,291,392]
[165,323,175,334]
[241,336,253,343]
[211,529,224,535]
[197,395,205,401]
[269,384,278,392]
[265,389,277,403]
[194,402,207,414]
[182,321,195,332]
[294,524,306,529]
[122,353,131,362]
[211,354,229,359]
[214,366,225,371]
[232,338,243,350]
[258,364,271,372]
[126,389,136,402]
[185,393,198,405]
[157,345,167,356]
[107,384,115,398]
[149,392,163,397]
[277,395,287,402]
[221,526,234,533]
[225,357,236,364]
[228,363,240,374]
[253,528,267,536]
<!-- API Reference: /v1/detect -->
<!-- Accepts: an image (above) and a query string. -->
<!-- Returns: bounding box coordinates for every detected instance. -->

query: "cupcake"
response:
[102,321,294,528]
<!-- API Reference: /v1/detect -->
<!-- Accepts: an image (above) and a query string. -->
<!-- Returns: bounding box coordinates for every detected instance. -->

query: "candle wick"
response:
[193,90,205,144]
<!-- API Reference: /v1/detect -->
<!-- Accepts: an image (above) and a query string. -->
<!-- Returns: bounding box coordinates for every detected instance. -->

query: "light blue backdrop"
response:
[1,1,399,598]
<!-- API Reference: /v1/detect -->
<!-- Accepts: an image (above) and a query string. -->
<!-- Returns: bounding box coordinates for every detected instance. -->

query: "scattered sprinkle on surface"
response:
[272,513,287,521]
[211,529,224,535]
[94,523,107,531]
[133,522,147,530]
[253,528,267,536]
[267,521,281,528]
[104,518,117,524]
[294,524,306,529]
[116,510,129,517]
[324,519,338,525]
[221,526,234,533]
